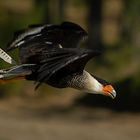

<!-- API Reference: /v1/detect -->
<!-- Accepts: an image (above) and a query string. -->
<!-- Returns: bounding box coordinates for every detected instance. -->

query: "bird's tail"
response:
[0,64,35,84]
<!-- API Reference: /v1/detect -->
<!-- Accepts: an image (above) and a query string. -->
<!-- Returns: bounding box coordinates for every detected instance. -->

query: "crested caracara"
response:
[0,22,116,98]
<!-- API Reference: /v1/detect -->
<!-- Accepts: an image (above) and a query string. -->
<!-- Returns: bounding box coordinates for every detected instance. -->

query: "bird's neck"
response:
[69,70,102,93]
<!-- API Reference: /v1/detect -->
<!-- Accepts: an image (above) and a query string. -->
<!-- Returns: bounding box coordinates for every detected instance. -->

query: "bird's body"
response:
[0,21,116,98]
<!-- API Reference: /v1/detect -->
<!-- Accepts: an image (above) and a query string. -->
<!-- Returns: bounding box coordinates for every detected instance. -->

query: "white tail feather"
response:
[0,48,16,65]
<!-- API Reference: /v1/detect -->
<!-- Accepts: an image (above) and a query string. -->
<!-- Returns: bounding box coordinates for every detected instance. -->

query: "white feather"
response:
[12,26,45,48]
[82,71,103,94]
[0,48,16,65]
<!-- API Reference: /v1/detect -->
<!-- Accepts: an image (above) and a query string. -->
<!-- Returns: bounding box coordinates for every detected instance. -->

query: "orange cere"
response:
[103,84,114,93]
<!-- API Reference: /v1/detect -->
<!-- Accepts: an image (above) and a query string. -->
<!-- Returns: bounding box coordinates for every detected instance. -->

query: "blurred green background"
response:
[0,0,140,140]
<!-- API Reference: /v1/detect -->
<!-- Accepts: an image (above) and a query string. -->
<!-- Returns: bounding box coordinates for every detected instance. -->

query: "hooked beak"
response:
[102,85,116,99]
[109,89,116,99]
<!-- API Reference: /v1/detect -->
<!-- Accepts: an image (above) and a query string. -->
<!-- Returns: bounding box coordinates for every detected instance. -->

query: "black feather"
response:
[6,21,88,52]
[5,21,103,90]
[34,48,101,89]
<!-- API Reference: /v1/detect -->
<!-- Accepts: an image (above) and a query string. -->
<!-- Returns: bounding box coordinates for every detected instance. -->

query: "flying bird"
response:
[0,21,116,98]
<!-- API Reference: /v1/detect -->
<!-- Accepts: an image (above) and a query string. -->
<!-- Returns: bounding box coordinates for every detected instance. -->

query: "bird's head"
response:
[84,72,116,99]
[92,75,116,99]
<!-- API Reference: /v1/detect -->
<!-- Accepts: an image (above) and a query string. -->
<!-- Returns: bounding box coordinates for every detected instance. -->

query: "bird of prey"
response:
[0,21,116,98]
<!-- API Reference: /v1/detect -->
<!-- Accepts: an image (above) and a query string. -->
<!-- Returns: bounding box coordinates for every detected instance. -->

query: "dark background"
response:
[0,0,140,140]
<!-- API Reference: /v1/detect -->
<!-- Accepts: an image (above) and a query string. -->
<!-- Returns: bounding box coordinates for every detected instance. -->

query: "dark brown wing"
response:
[33,48,101,89]
[6,21,88,52]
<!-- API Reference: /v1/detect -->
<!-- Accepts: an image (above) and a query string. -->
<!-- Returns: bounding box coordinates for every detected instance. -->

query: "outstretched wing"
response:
[6,21,88,52]
[33,48,101,89]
